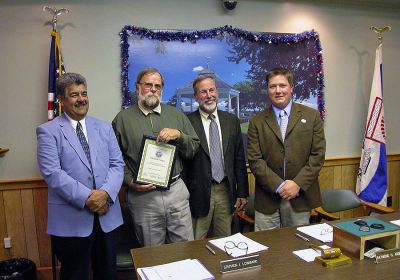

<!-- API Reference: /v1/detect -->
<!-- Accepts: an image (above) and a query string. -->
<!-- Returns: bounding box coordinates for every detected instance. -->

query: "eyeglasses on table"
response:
[224,241,248,256]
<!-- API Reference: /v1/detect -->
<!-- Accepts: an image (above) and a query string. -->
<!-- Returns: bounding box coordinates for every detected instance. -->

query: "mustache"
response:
[146,93,159,98]
[74,101,87,107]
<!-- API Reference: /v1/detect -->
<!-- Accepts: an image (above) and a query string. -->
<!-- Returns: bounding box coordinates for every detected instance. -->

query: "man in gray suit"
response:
[184,74,249,239]
[247,67,326,231]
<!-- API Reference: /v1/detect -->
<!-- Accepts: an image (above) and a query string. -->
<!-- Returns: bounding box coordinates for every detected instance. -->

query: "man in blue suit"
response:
[37,73,125,280]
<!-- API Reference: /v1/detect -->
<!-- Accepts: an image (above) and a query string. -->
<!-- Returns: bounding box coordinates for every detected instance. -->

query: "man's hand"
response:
[85,190,110,213]
[234,197,248,212]
[97,203,110,216]
[278,180,300,200]
[156,128,181,143]
[128,179,156,192]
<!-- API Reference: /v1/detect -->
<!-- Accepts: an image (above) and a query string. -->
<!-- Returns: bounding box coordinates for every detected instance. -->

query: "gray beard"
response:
[199,100,217,114]
[139,94,160,109]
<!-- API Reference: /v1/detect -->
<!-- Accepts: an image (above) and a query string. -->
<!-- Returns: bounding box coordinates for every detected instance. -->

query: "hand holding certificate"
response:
[136,135,177,190]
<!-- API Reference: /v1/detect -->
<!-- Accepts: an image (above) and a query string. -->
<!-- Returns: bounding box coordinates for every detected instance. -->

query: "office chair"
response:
[116,201,137,274]
[313,189,394,222]
[237,193,255,232]
[237,193,320,230]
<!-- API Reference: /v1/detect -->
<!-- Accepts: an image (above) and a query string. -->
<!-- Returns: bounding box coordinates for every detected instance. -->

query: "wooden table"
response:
[131,213,400,279]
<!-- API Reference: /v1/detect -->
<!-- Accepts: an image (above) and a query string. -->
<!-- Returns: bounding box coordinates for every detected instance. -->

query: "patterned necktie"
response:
[208,115,225,183]
[76,121,92,168]
[279,110,288,142]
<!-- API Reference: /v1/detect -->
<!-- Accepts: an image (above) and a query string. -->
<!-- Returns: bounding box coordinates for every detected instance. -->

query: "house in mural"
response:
[174,67,240,117]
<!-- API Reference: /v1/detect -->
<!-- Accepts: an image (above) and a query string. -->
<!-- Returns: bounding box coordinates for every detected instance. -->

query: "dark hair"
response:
[136,67,164,86]
[266,67,294,87]
[56,73,87,98]
[192,74,216,94]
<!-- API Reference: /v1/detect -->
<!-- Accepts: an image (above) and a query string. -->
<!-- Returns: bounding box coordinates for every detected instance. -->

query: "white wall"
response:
[0,0,399,179]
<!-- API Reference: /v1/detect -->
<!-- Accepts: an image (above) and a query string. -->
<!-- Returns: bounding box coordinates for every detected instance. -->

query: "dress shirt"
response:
[199,109,224,158]
[138,101,162,116]
[272,100,293,193]
[64,113,89,141]
[272,100,293,128]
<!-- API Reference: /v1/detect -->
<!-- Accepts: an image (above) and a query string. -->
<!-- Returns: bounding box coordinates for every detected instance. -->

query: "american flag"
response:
[48,30,65,121]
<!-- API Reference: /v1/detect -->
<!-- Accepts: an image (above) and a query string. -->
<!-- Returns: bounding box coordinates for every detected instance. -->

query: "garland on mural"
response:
[120,25,325,119]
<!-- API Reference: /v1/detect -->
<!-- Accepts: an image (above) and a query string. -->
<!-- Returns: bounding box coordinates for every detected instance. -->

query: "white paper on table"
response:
[208,232,268,258]
[137,259,214,280]
[296,223,333,243]
[390,219,400,226]
[293,245,331,262]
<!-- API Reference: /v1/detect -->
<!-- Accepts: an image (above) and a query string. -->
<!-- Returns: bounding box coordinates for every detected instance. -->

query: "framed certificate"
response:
[136,135,177,189]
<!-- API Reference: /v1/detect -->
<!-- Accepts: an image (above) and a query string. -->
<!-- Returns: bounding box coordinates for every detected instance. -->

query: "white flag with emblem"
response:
[356,44,387,206]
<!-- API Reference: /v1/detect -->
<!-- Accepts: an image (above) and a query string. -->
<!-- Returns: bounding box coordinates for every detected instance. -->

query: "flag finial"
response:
[370,26,391,44]
[43,6,69,31]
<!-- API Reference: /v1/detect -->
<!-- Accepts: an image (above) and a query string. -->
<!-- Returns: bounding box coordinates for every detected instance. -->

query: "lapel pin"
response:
[301,119,306,123]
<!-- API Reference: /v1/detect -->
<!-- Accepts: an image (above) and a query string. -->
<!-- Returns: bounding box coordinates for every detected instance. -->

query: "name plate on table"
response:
[220,255,260,273]
[375,248,400,264]
[136,135,177,190]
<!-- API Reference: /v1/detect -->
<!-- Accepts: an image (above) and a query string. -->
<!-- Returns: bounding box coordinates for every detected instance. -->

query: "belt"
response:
[170,174,181,185]
[155,174,181,191]
[212,177,227,184]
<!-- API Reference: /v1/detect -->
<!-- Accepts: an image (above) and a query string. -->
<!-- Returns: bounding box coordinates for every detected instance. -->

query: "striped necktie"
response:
[279,110,288,142]
[208,115,225,183]
[76,121,92,168]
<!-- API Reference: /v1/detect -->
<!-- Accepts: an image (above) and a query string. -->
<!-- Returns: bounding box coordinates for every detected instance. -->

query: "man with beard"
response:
[37,73,124,280]
[112,67,200,247]
[183,74,248,239]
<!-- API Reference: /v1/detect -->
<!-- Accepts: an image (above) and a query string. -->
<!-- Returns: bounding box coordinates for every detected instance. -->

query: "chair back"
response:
[245,193,255,218]
[117,201,137,272]
[321,189,361,213]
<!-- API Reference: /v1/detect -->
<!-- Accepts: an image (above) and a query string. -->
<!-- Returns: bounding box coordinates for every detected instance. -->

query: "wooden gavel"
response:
[310,244,342,259]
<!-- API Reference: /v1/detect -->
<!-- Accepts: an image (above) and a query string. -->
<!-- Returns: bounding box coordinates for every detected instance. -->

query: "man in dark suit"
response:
[184,74,249,239]
[247,67,326,231]
[37,73,125,280]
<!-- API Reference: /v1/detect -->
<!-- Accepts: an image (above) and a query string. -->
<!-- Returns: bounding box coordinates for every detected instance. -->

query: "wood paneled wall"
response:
[0,179,51,278]
[0,155,399,278]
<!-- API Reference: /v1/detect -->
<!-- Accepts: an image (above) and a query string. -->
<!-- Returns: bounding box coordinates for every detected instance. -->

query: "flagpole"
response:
[43,6,69,121]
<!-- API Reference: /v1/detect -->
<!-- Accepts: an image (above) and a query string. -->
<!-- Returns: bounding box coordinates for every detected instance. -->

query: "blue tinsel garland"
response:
[119,25,325,119]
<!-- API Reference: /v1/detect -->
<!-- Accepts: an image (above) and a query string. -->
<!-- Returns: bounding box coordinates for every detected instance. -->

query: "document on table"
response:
[208,232,269,258]
[390,219,400,226]
[296,223,333,243]
[293,245,331,262]
[137,259,214,280]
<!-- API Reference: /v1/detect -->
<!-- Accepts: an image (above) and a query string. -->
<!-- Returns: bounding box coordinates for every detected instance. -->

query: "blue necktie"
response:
[76,121,92,168]
[279,110,288,179]
[279,110,288,142]
[208,115,225,183]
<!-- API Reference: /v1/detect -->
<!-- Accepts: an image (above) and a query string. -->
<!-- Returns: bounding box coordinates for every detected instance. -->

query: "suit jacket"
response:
[247,102,326,214]
[183,110,249,217]
[37,114,124,237]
